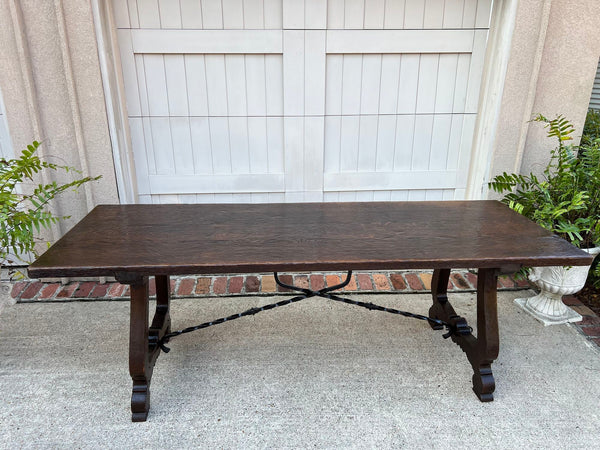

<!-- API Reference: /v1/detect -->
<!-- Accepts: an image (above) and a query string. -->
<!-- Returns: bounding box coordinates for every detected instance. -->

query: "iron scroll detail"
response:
[156,271,471,353]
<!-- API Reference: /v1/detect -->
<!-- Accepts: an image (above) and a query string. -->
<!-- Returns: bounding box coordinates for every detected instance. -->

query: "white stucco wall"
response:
[490,0,600,183]
[0,0,119,244]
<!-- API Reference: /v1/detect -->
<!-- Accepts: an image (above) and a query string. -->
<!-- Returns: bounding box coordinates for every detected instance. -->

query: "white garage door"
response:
[113,0,492,204]
[0,89,13,159]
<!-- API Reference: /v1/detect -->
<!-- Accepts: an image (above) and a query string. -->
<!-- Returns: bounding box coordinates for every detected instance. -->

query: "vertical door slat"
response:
[158,0,182,28]
[364,0,385,29]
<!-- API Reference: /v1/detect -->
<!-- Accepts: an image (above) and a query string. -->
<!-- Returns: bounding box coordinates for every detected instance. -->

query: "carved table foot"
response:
[429,268,500,402]
[472,364,495,402]
[131,382,151,422]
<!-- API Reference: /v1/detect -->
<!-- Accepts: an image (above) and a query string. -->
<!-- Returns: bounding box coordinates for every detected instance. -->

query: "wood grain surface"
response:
[28,201,594,278]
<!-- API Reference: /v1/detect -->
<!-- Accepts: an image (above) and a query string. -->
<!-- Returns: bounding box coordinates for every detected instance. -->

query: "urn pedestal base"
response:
[514,296,582,326]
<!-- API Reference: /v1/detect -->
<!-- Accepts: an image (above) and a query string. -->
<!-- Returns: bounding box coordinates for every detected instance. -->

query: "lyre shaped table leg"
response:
[429,268,500,401]
[429,268,451,330]
[128,276,152,421]
[150,275,171,346]
[124,275,172,421]
[472,268,500,401]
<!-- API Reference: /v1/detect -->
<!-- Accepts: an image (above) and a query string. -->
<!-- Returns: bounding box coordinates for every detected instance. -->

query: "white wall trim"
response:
[326,30,475,54]
[146,174,285,195]
[324,171,457,192]
[465,0,519,199]
[91,0,138,204]
[131,30,283,54]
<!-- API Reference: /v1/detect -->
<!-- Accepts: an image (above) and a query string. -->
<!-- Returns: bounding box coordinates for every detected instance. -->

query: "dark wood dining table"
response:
[28,201,593,421]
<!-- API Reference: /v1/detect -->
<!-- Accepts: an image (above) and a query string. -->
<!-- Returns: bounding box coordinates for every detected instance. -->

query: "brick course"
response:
[244,276,260,293]
[8,270,599,351]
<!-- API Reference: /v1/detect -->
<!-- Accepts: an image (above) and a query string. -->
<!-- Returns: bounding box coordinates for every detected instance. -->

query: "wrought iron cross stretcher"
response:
[28,201,593,422]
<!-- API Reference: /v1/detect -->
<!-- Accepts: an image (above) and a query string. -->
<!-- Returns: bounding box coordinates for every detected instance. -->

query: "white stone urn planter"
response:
[515,247,600,325]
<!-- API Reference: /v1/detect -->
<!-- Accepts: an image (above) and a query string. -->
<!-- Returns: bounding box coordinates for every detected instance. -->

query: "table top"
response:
[28,201,594,278]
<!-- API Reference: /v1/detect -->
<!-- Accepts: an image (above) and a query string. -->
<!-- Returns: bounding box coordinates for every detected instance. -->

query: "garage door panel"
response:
[225,55,248,115]
[327,0,345,28]
[140,117,156,174]
[245,56,267,116]
[375,115,396,171]
[357,115,378,171]
[149,117,175,175]
[453,54,472,113]
[158,0,183,28]
[364,0,385,29]
[383,1,405,29]
[185,56,209,116]
[326,30,475,53]
[189,117,213,174]
[446,114,465,172]
[424,0,445,28]
[305,31,327,116]
[325,52,473,116]
[463,0,479,27]
[266,117,284,172]
[429,115,453,170]
[416,55,439,113]
[465,30,488,112]
[435,54,459,113]
[265,56,284,115]
[137,0,161,28]
[112,0,131,28]
[379,55,401,114]
[360,55,382,115]
[164,55,189,116]
[247,117,268,173]
[180,0,203,29]
[200,0,224,28]
[283,30,305,116]
[443,0,465,28]
[115,0,491,203]
[340,116,361,171]
[143,55,169,116]
[222,0,245,28]
[171,117,194,174]
[125,0,283,30]
[393,115,416,171]
[208,117,232,174]
[411,115,435,170]
[228,116,251,173]
[397,54,419,114]
[404,0,426,28]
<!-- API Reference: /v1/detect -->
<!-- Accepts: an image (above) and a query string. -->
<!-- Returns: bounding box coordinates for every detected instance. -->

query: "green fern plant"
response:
[1,141,100,273]
[489,114,600,248]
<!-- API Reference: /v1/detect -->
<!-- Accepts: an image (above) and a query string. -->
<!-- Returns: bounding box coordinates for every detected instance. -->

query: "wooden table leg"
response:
[128,276,151,421]
[117,274,172,422]
[429,268,500,401]
[150,275,171,347]
[472,268,500,401]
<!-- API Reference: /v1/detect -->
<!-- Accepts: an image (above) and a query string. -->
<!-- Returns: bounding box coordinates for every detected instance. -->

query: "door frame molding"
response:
[92,0,516,203]
[465,0,519,199]
[90,0,138,204]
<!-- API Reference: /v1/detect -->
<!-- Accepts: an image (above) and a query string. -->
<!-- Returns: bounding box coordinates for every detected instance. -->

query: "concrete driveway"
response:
[1,291,599,448]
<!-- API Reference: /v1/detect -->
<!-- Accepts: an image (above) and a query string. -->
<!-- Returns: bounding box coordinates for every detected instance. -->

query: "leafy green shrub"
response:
[582,108,600,146]
[1,141,100,272]
[489,114,600,249]
[581,109,600,287]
